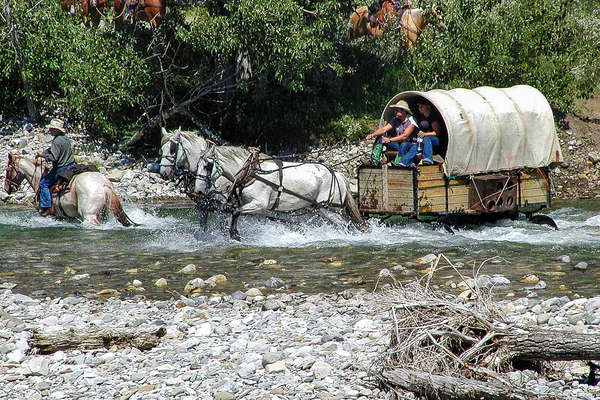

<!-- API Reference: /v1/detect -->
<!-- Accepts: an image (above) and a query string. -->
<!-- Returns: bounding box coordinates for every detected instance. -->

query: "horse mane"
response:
[214,146,251,166]
[161,129,207,148]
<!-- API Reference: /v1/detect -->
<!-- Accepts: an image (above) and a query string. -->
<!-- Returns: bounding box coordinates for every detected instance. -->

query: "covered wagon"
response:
[357,85,564,226]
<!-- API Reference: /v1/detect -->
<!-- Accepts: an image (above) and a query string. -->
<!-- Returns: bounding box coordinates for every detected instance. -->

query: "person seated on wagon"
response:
[35,118,76,217]
[365,100,418,165]
[394,100,441,167]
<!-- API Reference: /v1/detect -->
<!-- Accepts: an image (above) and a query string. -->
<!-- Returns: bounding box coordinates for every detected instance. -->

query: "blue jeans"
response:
[398,136,440,166]
[39,163,76,209]
[374,136,404,154]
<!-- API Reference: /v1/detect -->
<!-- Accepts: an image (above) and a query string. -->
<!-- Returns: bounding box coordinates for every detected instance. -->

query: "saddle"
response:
[51,164,99,194]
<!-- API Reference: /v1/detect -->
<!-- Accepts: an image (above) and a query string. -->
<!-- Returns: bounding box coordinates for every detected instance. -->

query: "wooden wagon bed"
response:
[358,164,551,217]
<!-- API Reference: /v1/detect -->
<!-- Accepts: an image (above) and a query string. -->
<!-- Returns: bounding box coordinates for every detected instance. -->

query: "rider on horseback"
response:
[35,118,76,217]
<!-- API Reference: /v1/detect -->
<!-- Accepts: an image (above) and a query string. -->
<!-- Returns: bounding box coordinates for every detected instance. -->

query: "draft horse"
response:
[4,152,136,226]
[159,129,367,240]
[347,2,444,50]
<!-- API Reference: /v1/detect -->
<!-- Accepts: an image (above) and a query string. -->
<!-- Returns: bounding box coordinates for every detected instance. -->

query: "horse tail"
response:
[344,189,368,232]
[104,186,138,227]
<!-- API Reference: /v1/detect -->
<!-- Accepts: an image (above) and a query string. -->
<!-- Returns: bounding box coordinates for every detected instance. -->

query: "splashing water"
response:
[0,201,598,299]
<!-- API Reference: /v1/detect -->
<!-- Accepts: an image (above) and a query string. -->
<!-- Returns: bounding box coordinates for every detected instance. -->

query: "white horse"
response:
[159,129,366,240]
[3,151,136,226]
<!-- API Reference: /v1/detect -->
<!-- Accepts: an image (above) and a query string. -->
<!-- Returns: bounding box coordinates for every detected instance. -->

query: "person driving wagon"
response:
[395,100,441,167]
[365,100,418,165]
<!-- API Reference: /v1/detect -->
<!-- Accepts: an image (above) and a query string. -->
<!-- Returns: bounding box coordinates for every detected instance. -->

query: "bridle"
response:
[4,155,43,196]
[4,160,22,193]
[161,135,215,192]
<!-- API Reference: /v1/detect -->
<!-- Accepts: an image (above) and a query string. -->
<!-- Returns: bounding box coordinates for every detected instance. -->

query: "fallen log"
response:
[381,368,569,400]
[504,329,600,362]
[30,327,166,354]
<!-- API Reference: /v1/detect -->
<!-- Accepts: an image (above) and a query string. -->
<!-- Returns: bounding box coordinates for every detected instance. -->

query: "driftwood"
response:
[30,327,166,354]
[504,329,600,362]
[374,254,600,399]
[381,368,569,400]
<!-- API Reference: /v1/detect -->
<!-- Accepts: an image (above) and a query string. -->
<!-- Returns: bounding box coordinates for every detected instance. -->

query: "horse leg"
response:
[229,210,241,241]
[344,191,368,232]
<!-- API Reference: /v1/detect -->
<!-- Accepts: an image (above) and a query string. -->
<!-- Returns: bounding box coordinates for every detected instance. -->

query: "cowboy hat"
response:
[46,118,66,133]
[389,100,411,114]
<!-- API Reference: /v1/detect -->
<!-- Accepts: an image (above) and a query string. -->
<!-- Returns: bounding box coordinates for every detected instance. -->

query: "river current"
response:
[0,200,598,299]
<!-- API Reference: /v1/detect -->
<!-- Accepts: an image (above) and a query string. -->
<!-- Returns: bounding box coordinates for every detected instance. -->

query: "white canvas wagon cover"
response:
[381,85,564,176]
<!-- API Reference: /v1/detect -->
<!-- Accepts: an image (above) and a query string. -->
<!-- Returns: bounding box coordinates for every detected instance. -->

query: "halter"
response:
[4,160,22,192]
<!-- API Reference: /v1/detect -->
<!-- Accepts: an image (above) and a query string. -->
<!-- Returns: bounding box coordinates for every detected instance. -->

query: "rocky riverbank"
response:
[0,117,187,205]
[1,285,599,400]
[2,97,600,207]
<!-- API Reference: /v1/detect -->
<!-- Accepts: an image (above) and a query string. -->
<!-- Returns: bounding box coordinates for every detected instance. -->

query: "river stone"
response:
[206,274,227,286]
[265,361,286,373]
[132,279,142,287]
[558,255,571,263]
[178,264,197,274]
[520,274,540,284]
[262,299,284,311]
[262,351,282,366]
[573,262,588,271]
[265,277,286,289]
[230,290,246,301]
[311,361,333,379]
[261,259,277,265]
[416,254,437,264]
[214,393,235,400]
[106,169,124,182]
[584,297,600,312]
[184,278,205,294]
[154,278,168,288]
[245,288,263,298]
[378,268,391,277]
[588,151,600,164]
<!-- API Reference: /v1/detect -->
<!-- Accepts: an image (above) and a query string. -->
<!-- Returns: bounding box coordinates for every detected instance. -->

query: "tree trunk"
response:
[381,368,568,400]
[505,329,600,362]
[30,327,166,354]
[2,0,40,121]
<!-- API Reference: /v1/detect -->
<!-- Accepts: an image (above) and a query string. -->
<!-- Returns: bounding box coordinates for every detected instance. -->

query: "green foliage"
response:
[1,0,599,148]
[0,0,150,140]
[402,0,600,111]
[325,114,374,143]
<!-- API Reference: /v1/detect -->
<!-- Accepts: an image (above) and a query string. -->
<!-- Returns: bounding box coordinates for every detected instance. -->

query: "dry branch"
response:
[381,368,569,400]
[374,254,600,399]
[30,327,166,354]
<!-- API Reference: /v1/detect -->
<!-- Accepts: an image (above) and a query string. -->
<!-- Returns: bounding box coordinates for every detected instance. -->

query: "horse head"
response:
[4,152,25,194]
[159,128,213,193]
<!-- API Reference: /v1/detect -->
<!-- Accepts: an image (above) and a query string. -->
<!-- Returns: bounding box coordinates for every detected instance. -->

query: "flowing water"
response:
[0,200,598,300]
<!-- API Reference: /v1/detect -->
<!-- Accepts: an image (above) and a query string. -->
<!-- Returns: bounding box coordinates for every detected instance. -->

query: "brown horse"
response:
[113,0,165,28]
[347,2,444,50]
[60,0,107,27]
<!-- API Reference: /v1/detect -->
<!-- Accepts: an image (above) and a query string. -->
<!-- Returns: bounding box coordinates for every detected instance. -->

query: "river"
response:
[0,200,598,300]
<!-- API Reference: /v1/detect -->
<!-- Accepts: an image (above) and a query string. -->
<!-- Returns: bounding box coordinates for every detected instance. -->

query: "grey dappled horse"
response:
[159,129,366,240]
[4,151,135,226]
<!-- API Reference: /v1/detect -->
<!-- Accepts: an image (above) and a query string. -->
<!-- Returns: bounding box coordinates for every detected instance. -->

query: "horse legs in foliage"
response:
[229,210,241,241]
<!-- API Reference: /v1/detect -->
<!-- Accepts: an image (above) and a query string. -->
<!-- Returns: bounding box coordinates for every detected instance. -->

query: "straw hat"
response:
[389,100,412,114]
[46,118,66,134]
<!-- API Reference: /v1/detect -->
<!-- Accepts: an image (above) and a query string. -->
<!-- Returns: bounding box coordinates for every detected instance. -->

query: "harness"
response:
[164,136,349,216]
